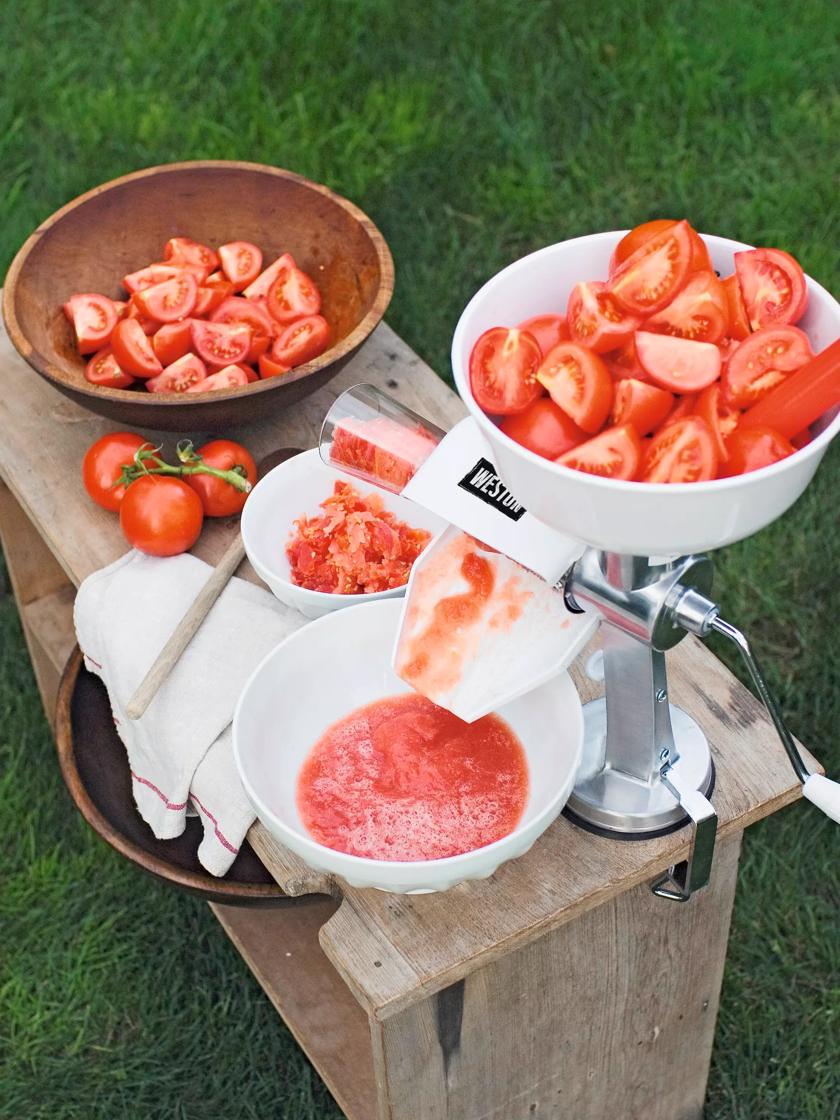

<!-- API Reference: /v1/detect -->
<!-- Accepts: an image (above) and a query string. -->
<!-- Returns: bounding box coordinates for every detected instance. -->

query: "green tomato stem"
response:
[118,445,252,493]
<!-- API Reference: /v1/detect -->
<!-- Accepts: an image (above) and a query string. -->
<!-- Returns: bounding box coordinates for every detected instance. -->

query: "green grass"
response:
[1,1,838,1116]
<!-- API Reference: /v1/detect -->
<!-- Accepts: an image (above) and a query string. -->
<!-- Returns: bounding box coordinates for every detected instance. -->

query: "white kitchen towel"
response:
[73,550,298,875]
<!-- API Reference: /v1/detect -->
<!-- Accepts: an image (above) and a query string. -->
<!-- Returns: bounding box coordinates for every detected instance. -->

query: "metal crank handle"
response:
[675,591,840,825]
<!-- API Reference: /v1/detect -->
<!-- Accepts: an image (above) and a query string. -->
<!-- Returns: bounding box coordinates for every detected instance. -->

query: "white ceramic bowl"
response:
[233,598,583,893]
[452,231,840,556]
[241,448,447,618]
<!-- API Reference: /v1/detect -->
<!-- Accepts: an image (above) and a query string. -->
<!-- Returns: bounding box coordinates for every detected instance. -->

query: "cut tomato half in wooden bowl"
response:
[452,231,840,556]
[3,161,394,432]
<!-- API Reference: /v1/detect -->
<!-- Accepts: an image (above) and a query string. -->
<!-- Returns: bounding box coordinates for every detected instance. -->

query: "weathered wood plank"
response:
[370,833,742,1120]
[21,584,77,674]
[0,480,76,723]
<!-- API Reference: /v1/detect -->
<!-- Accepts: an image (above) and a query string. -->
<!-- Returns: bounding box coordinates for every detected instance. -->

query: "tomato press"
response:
[558,548,840,900]
[321,229,840,902]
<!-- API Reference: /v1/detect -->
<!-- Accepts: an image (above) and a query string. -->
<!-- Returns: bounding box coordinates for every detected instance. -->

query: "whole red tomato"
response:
[120,475,204,556]
[82,431,147,512]
[187,439,257,517]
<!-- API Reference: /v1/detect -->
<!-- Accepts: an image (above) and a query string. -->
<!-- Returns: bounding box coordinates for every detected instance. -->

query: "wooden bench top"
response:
[0,313,815,1022]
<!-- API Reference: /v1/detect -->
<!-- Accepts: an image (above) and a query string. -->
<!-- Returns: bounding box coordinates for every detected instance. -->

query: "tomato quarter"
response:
[146,353,207,393]
[469,327,542,415]
[110,318,163,378]
[642,417,718,483]
[608,220,693,314]
[135,272,198,322]
[85,348,134,389]
[190,320,251,368]
[186,439,257,517]
[151,320,193,366]
[566,281,640,353]
[719,426,796,476]
[721,324,813,408]
[516,314,569,358]
[210,296,274,362]
[242,253,295,300]
[185,364,249,392]
[120,475,204,556]
[499,397,585,459]
[122,264,185,295]
[556,425,642,480]
[82,431,147,511]
[218,241,263,291]
[193,273,236,316]
[734,248,808,331]
[536,342,613,432]
[696,383,740,461]
[163,237,218,278]
[645,271,728,344]
[266,263,322,324]
[258,353,291,379]
[635,331,721,393]
[611,378,674,435]
[662,393,699,427]
[63,293,119,354]
[271,314,331,367]
[126,297,160,335]
[722,274,751,341]
[609,219,712,276]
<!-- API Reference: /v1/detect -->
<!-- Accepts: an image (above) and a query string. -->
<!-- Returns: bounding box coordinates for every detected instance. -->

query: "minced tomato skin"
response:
[286,481,431,594]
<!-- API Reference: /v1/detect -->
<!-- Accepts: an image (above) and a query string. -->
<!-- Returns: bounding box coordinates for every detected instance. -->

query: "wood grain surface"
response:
[369,833,742,1120]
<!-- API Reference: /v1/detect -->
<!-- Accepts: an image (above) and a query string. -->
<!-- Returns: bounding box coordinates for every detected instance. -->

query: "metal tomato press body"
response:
[558,549,837,899]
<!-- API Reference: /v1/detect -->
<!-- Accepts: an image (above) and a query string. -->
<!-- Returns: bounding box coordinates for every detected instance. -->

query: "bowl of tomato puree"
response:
[241,448,447,618]
[233,598,583,893]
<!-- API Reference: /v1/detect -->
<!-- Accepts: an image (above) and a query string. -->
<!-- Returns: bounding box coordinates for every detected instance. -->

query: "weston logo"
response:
[458,458,527,521]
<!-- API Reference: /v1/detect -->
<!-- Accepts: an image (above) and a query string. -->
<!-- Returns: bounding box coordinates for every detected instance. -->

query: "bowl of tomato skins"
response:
[3,161,394,433]
[451,221,840,557]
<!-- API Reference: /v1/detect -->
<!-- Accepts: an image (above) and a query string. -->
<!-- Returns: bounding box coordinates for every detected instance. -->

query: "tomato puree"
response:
[297,694,529,861]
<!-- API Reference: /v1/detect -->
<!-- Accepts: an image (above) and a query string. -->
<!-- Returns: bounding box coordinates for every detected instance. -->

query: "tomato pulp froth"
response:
[296,694,529,861]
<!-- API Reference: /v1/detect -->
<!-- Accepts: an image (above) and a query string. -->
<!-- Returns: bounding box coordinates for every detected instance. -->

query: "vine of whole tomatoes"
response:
[82,432,257,556]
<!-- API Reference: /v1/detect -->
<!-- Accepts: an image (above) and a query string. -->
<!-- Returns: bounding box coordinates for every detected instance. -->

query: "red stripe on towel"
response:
[129,772,239,856]
[130,770,188,811]
[191,794,240,856]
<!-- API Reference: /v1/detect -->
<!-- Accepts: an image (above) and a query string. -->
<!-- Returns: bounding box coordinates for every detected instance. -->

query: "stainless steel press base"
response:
[567,698,714,836]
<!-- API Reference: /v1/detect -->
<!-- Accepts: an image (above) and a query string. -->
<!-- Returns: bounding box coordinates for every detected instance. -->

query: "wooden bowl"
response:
[3,161,394,433]
[55,647,314,907]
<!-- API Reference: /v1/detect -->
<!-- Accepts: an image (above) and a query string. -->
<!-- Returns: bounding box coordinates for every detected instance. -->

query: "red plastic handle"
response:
[741,337,840,438]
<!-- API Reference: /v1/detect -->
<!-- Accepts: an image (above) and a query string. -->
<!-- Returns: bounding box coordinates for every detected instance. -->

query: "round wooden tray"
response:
[55,647,310,907]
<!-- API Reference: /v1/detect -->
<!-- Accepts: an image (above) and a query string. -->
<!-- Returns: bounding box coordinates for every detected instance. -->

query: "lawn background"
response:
[1,1,838,1117]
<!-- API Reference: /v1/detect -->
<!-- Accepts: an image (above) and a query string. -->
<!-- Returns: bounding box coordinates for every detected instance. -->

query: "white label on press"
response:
[402,417,584,584]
